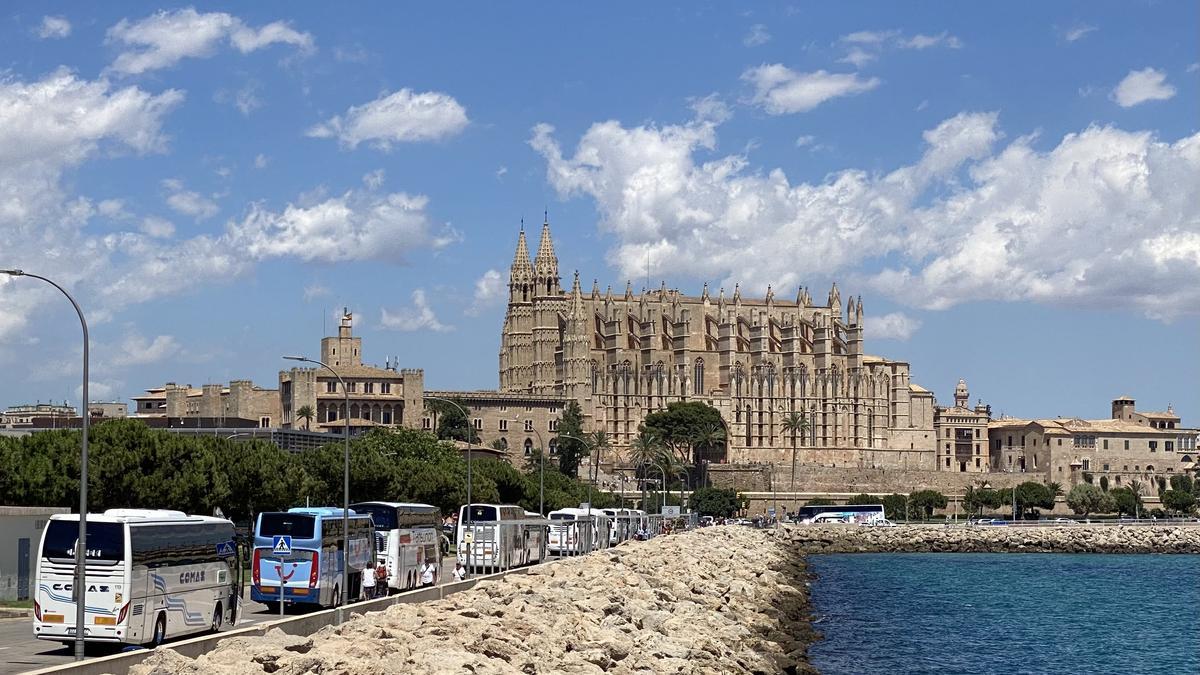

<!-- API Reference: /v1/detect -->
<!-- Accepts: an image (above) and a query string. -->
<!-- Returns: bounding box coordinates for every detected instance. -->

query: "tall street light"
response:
[425,396,474,524]
[282,356,350,623]
[2,270,89,661]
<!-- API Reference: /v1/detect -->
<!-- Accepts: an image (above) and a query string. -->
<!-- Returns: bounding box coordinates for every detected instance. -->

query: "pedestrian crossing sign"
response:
[272,535,292,555]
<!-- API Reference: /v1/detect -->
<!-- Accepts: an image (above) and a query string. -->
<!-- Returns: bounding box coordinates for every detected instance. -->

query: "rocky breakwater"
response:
[130,527,817,675]
[783,524,1200,554]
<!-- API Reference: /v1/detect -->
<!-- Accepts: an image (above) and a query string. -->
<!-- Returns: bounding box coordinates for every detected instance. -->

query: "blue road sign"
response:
[215,540,235,557]
[272,535,292,555]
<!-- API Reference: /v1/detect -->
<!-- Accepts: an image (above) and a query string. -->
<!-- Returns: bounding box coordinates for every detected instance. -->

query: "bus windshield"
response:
[352,504,396,530]
[257,513,315,538]
[466,505,497,521]
[41,520,124,564]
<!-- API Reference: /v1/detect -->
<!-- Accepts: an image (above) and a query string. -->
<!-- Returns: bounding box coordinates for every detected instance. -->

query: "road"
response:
[0,557,467,675]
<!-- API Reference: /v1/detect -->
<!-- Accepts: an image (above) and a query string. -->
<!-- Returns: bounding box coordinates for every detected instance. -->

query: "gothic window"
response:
[767,364,776,399]
[799,365,808,398]
[381,408,392,425]
[524,438,534,455]
[524,420,533,432]
[745,405,752,445]
[549,439,559,455]
[734,362,744,397]
[693,358,704,396]
[591,361,599,393]
[522,284,529,302]
[498,437,508,450]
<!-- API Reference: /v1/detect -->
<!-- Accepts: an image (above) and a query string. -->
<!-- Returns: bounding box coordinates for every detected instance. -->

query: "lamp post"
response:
[514,416,546,514]
[283,356,349,623]
[2,270,89,661]
[426,396,475,524]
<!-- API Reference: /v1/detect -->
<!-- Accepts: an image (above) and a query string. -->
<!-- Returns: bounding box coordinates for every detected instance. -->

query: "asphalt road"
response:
[0,557,467,675]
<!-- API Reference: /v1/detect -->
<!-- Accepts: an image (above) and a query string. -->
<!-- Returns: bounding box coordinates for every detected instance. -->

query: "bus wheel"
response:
[210,603,223,633]
[152,613,167,646]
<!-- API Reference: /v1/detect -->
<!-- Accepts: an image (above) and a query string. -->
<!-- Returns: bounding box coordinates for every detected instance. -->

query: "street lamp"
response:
[282,355,350,623]
[2,270,89,661]
[513,416,546,514]
[426,396,475,524]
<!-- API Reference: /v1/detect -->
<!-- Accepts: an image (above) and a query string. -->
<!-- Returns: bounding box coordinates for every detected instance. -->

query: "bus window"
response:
[257,513,315,538]
[40,520,124,565]
[468,505,498,521]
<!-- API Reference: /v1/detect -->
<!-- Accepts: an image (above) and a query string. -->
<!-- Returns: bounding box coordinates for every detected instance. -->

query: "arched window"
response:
[745,405,752,445]
[498,437,509,450]
[767,364,776,399]
[591,361,599,392]
[693,358,704,396]
[734,362,744,397]
[524,438,534,455]
[549,439,559,455]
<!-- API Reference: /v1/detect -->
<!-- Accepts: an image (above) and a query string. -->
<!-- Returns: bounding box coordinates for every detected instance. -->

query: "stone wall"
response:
[780,523,1200,554]
[709,463,1032,494]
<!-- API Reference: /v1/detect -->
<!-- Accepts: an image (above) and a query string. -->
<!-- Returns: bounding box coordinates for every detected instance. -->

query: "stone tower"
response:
[530,218,564,394]
[954,378,969,408]
[321,308,362,368]
[500,227,534,391]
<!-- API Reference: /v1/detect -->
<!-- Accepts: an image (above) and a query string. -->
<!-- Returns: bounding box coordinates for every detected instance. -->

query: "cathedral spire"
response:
[856,295,863,324]
[533,219,560,295]
[509,227,534,295]
[569,270,585,316]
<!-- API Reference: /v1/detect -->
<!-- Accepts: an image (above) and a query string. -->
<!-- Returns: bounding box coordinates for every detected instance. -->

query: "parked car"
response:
[1051,518,1077,525]
[865,518,897,527]
[974,518,1007,526]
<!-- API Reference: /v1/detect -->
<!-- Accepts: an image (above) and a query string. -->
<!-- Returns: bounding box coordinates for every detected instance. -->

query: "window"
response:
[381,382,391,394]
[1149,441,1157,452]
[499,419,509,432]
[524,420,533,432]
[1124,440,1130,450]
[1103,463,1110,471]
[422,417,432,430]
[945,457,951,467]
[1165,441,1174,452]
[1102,439,1108,450]
[975,444,980,454]
[326,381,337,393]
[974,428,980,439]
[500,404,508,412]
[549,419,559,432]
[524,438,533,455]
[975,458,980,468]
[946,429,952,438]
[473,418,483,430]
[694,358,705,395]
[364,382,374,394]
[347,382,357,393]
[1081,459,1090,471]
[381,410,392,425]
[548,439,559,455]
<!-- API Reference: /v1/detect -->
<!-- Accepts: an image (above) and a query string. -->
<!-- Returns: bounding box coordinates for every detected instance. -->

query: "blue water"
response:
[807,554,1200,675]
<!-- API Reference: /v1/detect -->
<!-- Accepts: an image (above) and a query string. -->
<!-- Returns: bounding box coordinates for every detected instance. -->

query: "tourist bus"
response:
[350,501,441,593]
[600,508,637,544]
[547,508,612,554]
[796,503,885,525]
[33,509,240,647]
[250,508,374,610]
[456,504,546,571]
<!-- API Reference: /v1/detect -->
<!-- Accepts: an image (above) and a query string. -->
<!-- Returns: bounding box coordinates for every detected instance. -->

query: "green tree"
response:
[908,490,948,519]
[1014,481,1055,519]
[781,412,810,496]
[1160,490,1196,515]
[426,398,478,443]
[295,405,315,431]
[1066,483,1108,517]
[846,493,879,505]
[881,494,909,521]
[642,401,724,465]
[1099,475,1110,491]
[1109,487,1140,517]
[555,400,588,478]
[588,430,611,483]
[1169,474,1195,495]
[805,497,835,507]
[690,487,741,517]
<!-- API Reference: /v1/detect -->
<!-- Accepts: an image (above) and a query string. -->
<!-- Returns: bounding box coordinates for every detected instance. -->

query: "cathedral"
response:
[498,220,938,470]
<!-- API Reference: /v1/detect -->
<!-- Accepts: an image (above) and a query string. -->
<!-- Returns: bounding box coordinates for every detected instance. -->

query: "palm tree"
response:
[691,422,726,463]
[589,430,611,484]
[629,431,663,506]
[1046,481,1063,499]
[780,411,810,508]
[296,405,315,431]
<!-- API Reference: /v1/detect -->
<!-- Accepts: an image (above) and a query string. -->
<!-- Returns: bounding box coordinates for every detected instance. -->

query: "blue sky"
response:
[1,2,1197,421]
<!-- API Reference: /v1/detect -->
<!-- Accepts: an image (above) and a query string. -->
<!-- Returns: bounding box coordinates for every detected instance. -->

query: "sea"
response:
[806,553,1200,675]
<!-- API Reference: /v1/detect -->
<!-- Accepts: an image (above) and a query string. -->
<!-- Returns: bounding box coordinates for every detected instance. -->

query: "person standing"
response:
[420,558,438,587]
[452,561,466,582]
[374,562,388,598]
[360,561,376,601]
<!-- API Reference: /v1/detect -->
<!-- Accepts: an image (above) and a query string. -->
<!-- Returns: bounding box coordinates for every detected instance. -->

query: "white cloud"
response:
[467,269,506,315]
[253,153,269,169]
[106,8,313,75]
[743,24,771,47]
[689,93,733,124]
[742,65,880,114]
[915,99,930,111]
[97,199,128,219]
[838,48,876,69]
[139,216,175,238]
[899,32,962,49]
[1064,24,1097,42]
[1111,68,1176,107]
[795,135,815,147]
[841,30,898,45]
[36,16,72,39]
[162,178,219,220]
[380,290,453,332]
[110,333,181,367]
[867,313,922,340]
[362,169,386,189]
[495,165,508,180]
[307,88,469,150]
[1188,63,1199,73]
[303,283,330,302]
[226,81,262,116]
[531,110,1200,320]
[227,189,459,263]
[80,380,119,402]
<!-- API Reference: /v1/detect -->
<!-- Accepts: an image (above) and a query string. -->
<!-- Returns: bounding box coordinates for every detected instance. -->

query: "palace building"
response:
[497,220,938,468]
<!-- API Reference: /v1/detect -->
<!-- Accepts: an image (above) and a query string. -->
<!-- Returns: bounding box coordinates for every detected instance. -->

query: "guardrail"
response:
[955,518,1200,528]
[22,568,526,675]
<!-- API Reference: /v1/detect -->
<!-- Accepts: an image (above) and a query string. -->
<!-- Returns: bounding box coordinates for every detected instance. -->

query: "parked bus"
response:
[250,508,374,610]
[547,508,610,554]
[33,509,240,647]
[456,504,546,571]
[601,508,641,544]
[350,502,441,593]
[796,503,885,525]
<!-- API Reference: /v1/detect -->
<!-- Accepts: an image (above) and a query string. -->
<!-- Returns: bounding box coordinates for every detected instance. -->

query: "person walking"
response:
[452,561,466,582]
[374,562,388,598]
[420,558,438,587]
[360,562,376,601]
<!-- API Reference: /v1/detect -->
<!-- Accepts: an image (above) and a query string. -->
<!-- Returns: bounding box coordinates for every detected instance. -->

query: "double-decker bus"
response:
[796,503,885,525]
[33,509,240,647]
[456,504,546,572]
[250,508,374,610]
[350,502,441,593]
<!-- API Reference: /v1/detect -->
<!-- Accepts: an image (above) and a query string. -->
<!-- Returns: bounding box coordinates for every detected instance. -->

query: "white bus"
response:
[547,508,610,554]
[456,504,546,572]
[33,509,240,647]
[351,502,441,593]
[601,508,637,544]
